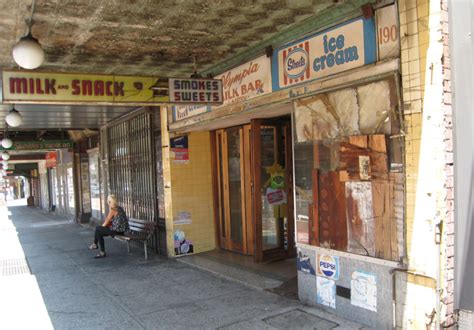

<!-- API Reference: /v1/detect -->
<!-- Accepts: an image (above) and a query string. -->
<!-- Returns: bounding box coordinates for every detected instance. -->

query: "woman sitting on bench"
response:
[89,194,129,258]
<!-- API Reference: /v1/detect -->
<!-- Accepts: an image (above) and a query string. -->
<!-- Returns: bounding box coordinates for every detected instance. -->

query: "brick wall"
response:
[440,0,455,326]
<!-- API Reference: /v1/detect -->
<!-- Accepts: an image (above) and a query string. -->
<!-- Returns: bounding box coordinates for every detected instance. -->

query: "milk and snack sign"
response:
[317,254,340,280]
[272,17,376,90]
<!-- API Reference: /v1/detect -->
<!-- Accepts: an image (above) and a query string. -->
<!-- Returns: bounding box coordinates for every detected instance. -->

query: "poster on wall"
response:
[174,230,194,255]
[351,271,377,312]
[297,247,316,275]
[170,136,189,164]
[316,276,336,309]
[174,211,192,225]
[316,254,340,280]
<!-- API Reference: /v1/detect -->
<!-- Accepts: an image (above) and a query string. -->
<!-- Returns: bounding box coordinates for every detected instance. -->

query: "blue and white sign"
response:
[317,254,340,280]
[272,17,376,91]
[297,247,316,276]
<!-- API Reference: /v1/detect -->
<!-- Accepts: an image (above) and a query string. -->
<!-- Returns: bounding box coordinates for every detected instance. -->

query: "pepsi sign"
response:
[317,254,340,280]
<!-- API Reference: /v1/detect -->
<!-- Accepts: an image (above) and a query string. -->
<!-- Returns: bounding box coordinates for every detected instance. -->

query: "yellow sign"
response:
[2,70,169,105]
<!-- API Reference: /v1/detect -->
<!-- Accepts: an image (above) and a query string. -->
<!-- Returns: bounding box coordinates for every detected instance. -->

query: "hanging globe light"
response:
[5,108,23,127]
[1,138,13,149]
[1,151,10,160]
[12,33,44,69]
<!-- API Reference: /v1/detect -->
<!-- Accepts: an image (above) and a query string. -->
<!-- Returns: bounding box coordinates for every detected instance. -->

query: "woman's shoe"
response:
[89,243,98,250]
[94,252,106,258]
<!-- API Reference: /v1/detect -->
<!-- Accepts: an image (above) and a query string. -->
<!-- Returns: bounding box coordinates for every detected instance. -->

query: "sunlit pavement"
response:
[0,201,365,329]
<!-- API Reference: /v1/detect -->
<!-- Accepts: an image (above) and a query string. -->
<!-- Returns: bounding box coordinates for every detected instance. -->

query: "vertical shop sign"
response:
[170,136,189,164]
[376,4,400,60]
[45,151,57,168]
[272,17,376,90]
[172,55,272,121]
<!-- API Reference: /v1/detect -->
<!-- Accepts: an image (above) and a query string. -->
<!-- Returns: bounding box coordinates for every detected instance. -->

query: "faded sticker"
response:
[358,155,370,180]
[174,230,194,255]
[297,247,316,276]
[351,271,377,312]
[317,276,336,308]
[174,211,192,225]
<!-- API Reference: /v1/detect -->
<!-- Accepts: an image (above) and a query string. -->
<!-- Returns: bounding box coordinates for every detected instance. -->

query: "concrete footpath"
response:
[0,201,367,329]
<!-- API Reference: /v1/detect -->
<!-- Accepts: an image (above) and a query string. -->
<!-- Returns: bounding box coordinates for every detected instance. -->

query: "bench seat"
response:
[113,218,156,260]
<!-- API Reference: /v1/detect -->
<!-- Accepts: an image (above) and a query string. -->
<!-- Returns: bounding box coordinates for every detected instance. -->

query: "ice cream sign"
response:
[272,17,376,90]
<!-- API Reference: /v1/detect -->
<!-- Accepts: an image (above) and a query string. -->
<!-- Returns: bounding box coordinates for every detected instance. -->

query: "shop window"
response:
[293,77,404,262]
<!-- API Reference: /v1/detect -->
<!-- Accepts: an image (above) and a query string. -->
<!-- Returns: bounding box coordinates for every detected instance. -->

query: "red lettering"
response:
[213,93,220,102]
[199,92,205,102]
[255,79,262,91]
[174,91,180,101]
[241,85,247,95]
[45,79,56,94]
[114,82,124,96]
[82,80,92,96]
[29,78,35,94]
[106,81,113,96]
[71,80,80,95]
[247,82,255,92]
[35,78,44,94]
[9,78,27,94]
[198,81,205,90]
[94,81,104,96]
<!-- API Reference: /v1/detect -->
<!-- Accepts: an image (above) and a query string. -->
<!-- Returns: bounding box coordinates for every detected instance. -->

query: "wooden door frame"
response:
[251,119,263,262]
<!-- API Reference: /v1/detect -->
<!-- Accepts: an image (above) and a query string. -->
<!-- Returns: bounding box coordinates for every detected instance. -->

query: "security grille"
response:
[107,110,159,251]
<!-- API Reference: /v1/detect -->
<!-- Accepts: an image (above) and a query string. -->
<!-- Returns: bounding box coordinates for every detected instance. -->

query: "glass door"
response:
[215,127,246,253]
[251,118,295,262]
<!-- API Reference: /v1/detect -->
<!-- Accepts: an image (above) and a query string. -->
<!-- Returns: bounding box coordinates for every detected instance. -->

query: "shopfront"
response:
[166,3,406,328]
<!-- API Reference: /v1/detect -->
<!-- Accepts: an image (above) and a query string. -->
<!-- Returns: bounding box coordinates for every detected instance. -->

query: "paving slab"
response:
[0,202,368,329]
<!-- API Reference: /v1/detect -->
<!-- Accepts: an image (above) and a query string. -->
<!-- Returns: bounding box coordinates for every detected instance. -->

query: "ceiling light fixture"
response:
[5,107,23,127]
[1,138,13,149]
[1,124,13,150]
[12,0,44,69]
[1,151,10,161]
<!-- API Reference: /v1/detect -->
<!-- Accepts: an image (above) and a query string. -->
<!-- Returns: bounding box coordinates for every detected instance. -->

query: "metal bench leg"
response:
[144,241,148,260]
[127,241,131,253]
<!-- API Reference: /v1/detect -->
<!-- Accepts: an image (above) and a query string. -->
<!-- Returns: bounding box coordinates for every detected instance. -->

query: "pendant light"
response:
[2,124,13,149]
[12,0,44,70]
[1,151,10,160]
[5,107,23,127]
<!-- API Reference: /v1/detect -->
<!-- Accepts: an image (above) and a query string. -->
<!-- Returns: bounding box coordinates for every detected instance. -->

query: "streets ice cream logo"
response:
[285,48,308,79]
[317,254,340,280]
[282,41,311,85]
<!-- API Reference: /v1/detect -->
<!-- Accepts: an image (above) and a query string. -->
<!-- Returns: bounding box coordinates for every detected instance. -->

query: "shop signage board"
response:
[0,140,73,151]
[45,152,57,168]
[2,70,223,106]
[272,17,376,91]
[172,55,272,121]
[376,4,400,60]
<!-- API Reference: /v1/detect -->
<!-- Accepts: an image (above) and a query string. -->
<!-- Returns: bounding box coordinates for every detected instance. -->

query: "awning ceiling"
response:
[0,0,374,131]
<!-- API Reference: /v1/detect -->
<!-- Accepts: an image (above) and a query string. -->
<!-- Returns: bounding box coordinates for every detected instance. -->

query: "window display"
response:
[293,77,404,262]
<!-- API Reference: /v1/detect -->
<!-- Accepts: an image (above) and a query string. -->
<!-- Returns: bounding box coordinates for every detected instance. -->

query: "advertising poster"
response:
[351,271,377,312]
[170,136,189,164]
[316,276,336,309]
